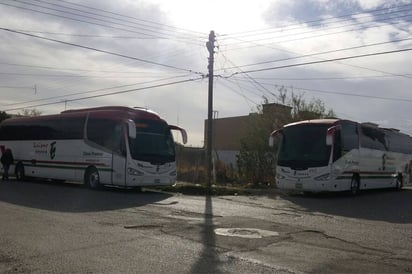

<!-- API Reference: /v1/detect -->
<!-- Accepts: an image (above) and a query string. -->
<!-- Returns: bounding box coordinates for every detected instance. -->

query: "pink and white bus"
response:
[269,119,412,195]
[0,106,187,189]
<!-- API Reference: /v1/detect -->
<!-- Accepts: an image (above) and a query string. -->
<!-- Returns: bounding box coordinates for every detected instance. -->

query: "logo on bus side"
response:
[50,141,56,160]
[33,142,48,155]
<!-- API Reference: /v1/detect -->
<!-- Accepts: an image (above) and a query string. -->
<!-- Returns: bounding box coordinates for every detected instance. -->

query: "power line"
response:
[6,29,170,39]
[231,74,412,81]
[0,71,191,79]
[294,86,412,103]
[0,28,204,75]
[226,47,412,76]
[217,5,412,53]
[55,0,206,36]
[3,0,205,44]
[217,36,412,80]
[224,76,412,104]
[220,77,266,104]
[217,48,276,101]
[220,36,412,70]
[1,2,165,39]
[0,85,34,89]
[3,77,204,112]
[1,74,195,107]
[217,78,259,107]
[220,3,412,43]
[221,15,412,51]
[220,3,412,39]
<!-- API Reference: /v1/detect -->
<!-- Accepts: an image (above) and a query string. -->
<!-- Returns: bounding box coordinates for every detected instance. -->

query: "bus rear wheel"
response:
[85,168,100,189]
[350,177,360,196]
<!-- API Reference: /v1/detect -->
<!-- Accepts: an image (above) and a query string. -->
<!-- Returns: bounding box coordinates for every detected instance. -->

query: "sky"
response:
[0,0,412,147]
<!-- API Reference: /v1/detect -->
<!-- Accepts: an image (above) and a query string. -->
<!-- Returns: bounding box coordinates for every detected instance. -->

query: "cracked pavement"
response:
[0,180,411,273]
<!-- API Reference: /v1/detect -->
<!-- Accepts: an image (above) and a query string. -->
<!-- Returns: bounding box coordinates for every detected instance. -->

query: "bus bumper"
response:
[127,176,176,187]
[276,178,343,193]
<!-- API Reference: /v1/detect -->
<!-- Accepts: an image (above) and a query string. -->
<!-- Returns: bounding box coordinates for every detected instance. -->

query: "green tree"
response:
[0,111,10,123]
[237,88,335,186]
[237,108,280,186]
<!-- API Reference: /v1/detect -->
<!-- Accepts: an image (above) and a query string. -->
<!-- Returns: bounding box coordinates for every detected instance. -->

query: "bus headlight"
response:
[315,173,330,181]
[128,168,144,176]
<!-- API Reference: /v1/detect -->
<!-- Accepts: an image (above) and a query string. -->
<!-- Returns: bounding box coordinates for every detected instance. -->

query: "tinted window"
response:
[128,119,175,164]
[277,124,331,169]
[385,130,412,154]
[0,117,84,140]
[87,118,125,154]
[360,126,387,150]
[341,122,359,151]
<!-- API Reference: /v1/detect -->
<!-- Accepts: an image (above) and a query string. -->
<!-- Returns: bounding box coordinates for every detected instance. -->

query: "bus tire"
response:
[350,176,360,196]
[395,174,403,190]
[85,167,100,189]
[15,163,25,181]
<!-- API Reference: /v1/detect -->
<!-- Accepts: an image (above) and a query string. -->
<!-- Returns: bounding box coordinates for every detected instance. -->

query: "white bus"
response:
[269,119,412,195]
[0,106,187,189]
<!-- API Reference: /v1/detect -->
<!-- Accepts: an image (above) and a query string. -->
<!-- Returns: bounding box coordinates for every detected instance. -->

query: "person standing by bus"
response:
[1,148,13,180]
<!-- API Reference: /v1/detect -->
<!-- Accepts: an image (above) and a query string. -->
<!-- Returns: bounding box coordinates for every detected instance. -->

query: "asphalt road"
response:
[0,179,411,273]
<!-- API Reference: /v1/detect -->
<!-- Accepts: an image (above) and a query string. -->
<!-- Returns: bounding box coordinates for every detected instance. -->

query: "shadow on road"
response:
[190,194,222,274]
[0,179,172,213]
[281,188,412,224]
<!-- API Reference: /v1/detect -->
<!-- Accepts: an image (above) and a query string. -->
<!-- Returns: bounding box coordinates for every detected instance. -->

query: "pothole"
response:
[214,228,279,239]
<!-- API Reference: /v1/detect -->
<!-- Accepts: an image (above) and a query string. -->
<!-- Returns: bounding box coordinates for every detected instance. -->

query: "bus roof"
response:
[283,119,340,128]
[1,106,162,125]
[282,119,406,136]
[62,106,160,119]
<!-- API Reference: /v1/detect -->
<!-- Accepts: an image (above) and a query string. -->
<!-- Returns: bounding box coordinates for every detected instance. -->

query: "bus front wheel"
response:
[350,177,360,196]
[85,168,100,189]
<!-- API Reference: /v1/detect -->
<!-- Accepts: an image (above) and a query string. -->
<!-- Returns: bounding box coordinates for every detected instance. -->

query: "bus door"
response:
[111,151,126,186]
[110,125,127,186]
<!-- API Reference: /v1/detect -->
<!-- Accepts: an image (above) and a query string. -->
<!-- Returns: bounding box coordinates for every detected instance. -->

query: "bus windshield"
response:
[128,119,175,164]
[277,124,331,169]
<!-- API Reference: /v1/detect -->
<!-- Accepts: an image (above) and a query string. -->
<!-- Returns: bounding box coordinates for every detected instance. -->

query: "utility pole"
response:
[206,30,215,193]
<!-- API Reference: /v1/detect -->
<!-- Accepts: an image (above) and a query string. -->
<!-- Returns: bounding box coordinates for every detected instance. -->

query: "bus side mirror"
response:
[181,129,188,144]
[127,120,136,139]
[269,130,281,147]
[326,125,340,146]
[169,125,188,144]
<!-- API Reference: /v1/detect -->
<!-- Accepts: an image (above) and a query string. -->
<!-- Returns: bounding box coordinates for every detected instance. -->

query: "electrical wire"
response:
[1,74,195,107]
[226,47,412,77]
[217,48,276,101]
[220,3,412,39]
[230,74,412,81]
[3,0,205,44]
[0,28,204,75]
[219,36,412,71]
[293,86,412,104]
[3,77,204,112]
[55,0,206,36]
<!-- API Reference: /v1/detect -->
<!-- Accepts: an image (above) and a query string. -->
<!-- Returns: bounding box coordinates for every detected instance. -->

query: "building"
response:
[204,103,292,167]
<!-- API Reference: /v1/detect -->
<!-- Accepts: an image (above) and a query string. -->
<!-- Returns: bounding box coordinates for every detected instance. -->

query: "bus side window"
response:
[341,122,359,152]
[87,118,125,155]
[360,126,387,151]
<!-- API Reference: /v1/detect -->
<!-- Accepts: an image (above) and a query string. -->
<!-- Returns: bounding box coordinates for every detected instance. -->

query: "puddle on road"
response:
[214,228,279,239]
